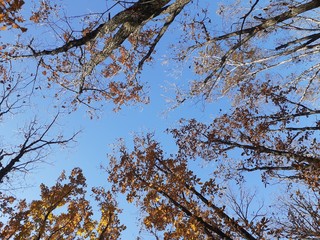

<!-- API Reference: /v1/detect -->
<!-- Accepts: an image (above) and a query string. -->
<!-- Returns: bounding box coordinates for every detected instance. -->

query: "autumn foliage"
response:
[0,0,26,31]
[0,168,125,239]
[1,0,320,239]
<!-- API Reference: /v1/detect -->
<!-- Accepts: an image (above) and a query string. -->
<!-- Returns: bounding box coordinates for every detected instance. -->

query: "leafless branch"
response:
[0,113,79,183]
[239,0,260,46]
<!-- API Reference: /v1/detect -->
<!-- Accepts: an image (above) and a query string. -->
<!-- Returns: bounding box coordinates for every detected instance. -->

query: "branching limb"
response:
[239,0,260,45]
[0,114,79,183]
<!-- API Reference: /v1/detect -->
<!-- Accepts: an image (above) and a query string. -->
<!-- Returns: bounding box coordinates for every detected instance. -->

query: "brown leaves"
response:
[0,0,319,239]
[0,0,26,32]
[0,168,125,239]
[107,134,255,239]
[29,0,58,24]
[0,0,182,111]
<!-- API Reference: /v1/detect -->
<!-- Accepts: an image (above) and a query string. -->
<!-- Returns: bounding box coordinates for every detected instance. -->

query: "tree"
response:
[106,0,320,239]
[3,0,192,110]
[275,187,320,238]
[0,168,125,239]
[0,70,77,185]
[0,0,320,239]
[0,0,26,31]
[108,134,262,239]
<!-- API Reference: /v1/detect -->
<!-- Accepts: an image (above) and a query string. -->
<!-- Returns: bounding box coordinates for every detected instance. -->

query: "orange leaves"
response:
[0,0,24,11]
[102,47,135,79]
[107,134,232,239]
[0,0,165,111]
[104,81,144,110]
[0,0,26,32]
[10,0,24,10]
[0,168,125,239]
[63,32,71,42]
[128,28,156,50]
[29,11,40,23]
[102,62,121,78]
[118,47,128,65]
[29,0,57,24]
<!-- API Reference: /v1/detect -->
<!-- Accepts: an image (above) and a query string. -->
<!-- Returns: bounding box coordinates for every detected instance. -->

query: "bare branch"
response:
[0,114,79,183]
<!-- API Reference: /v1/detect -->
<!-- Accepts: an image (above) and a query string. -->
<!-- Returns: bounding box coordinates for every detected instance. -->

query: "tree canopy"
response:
[0,0,320,239]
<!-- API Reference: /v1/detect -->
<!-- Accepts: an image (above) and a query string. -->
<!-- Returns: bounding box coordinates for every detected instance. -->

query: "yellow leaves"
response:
[108,133,226,239]
[143,217,153,228]
[76,229,85,237]
[0,168,125,239]
[190,223,197,232]
[47,213,54,221]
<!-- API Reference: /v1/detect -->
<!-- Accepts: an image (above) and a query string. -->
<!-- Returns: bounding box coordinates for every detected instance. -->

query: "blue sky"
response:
[2,0,218,231]
[0,0,287,238]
